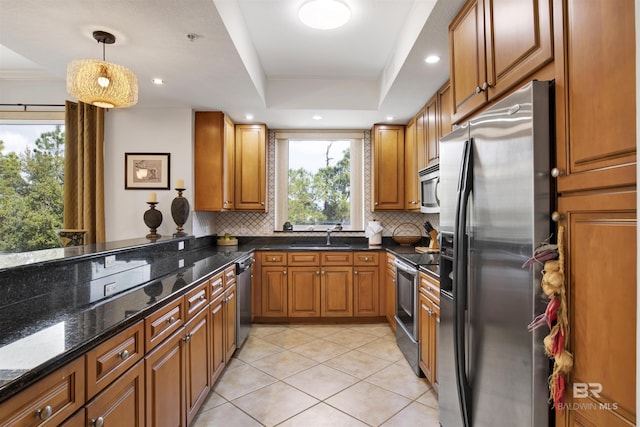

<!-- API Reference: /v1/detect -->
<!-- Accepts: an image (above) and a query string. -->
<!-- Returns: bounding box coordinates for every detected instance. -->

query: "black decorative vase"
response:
[144,202,163,239]
[171,188,190,237]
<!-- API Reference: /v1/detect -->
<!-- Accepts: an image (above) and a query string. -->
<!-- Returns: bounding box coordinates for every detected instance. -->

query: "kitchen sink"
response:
[289,243,352,249]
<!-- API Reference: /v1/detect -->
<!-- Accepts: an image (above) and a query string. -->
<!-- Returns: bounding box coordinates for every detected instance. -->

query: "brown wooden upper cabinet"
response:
[234,124,267,211]
[553,0,636,192]
[449,0,553,124]
[371,124,405,211]
[194,111,234,211]
[404,118,420,211]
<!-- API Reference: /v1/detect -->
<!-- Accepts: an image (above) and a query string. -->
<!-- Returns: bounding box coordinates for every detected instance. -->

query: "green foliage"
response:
[288,146,350,225]
[0,126,65,252]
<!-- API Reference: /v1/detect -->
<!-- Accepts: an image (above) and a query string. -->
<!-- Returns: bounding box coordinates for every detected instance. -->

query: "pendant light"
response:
[67,31,138,108]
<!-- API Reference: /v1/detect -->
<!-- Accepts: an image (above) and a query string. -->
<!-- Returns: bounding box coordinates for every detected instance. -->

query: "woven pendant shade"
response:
[67,31,138,108]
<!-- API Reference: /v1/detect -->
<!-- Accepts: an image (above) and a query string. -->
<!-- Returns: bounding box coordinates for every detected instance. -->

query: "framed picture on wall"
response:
[125,152,170,189]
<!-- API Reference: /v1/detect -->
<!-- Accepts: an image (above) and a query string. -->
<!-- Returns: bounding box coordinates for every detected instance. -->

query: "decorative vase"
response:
[171,188,190,237]
[144,202,162,239]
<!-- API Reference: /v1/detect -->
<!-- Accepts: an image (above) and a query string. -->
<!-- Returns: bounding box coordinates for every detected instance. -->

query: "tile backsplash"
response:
[192,129,439,238]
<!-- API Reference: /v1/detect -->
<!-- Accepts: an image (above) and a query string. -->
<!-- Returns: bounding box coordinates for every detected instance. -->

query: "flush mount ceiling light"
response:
[67,30,138,108]
[298,0,351,30]
[425,55,441,64]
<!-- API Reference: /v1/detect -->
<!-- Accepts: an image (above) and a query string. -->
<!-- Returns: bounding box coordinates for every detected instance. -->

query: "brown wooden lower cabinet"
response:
[185,308,211,425]
[353,266,379,316]
[223,284,237,362]
[288,266,322,317]
[261,266,288,317]
[85,360,145,427]
[557,189,636,427]
[321,266,353,317]
[385,254,397,330]
[145,325,187,427]
[210,292,226,385]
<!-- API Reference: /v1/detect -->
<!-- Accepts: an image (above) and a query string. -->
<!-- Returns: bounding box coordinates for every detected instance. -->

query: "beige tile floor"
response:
[192,323,439,427]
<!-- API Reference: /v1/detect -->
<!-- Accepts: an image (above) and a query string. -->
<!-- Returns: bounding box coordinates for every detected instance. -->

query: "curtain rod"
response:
[0,103,66,111]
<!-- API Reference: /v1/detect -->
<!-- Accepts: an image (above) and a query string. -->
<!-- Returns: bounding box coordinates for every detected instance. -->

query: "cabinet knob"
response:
[119,349,130,360]
[316,271,320,275]
[481,81,491,91]
[354,271,358,275]
[550,168,564,178]
[167,316,176,324]
[199,295,206,301]
[364,257,370,262]
[271,257,276,262]
[374,201,379,206]
[92,417,105,427]
[283,270,287,275]
[261,202,265,206]
[37,405,53,421]
[551,211,564,222]
[475,86,483,94]
[183,333,192,343]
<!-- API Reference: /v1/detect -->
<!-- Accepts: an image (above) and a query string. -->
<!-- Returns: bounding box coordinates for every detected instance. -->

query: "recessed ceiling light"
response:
[425,55,441,64]
[151,78,164,85]
[386,116,394,121]
[312,115,323,120]
[245,114,254,120]
[298,0,351,30]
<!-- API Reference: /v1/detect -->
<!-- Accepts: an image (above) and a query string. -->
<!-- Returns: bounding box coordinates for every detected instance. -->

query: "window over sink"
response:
[275,131,364,231]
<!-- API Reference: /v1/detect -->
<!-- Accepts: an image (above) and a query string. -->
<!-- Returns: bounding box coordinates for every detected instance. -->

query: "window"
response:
[275,131,364,231]
[0,112,65,253]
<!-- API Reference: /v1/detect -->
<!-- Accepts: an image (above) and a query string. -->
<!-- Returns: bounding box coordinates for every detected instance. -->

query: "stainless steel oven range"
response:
[394,257,422,376]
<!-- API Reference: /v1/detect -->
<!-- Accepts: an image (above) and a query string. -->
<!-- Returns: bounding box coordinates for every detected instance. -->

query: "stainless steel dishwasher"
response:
[235,254,254,348]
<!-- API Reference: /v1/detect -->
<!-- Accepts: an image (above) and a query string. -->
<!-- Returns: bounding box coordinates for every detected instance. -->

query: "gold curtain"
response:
[64,101,106,244]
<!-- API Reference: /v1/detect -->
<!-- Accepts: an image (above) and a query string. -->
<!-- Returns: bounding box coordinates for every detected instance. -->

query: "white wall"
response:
[104,108,194,241]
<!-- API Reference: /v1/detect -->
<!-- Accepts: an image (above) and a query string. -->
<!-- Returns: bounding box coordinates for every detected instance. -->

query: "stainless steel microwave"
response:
[419,164,440,213]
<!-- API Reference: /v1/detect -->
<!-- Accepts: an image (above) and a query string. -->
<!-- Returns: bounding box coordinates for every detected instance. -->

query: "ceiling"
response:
[0,0,465,129]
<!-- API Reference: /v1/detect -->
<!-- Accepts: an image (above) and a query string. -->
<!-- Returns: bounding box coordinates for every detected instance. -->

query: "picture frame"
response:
[125,152,170,189]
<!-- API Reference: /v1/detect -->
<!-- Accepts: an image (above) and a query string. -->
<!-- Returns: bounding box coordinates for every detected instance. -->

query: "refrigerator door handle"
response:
[453,138,473,427]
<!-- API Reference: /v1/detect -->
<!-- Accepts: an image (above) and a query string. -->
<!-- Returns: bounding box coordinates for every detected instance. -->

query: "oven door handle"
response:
[394,259,418,275]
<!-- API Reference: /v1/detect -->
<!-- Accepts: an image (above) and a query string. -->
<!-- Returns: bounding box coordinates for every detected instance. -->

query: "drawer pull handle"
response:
[119,349,130,360]
[167,316,176,324]
[92,416,105,427]
[37,405,53,421]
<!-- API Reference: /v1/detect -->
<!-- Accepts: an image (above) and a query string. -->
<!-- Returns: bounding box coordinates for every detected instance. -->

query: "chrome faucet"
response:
[326,229,332,246]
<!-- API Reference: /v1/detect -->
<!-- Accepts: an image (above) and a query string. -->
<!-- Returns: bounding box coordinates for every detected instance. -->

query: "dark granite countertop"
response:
[0,235,438,403]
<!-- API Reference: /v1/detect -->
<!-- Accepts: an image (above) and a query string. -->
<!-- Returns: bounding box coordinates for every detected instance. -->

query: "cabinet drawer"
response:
[262,252,287,266]
[288,252,320,266]
[224,265,236,288]
[209,271,225,300]
[0,357,85,427]
[354,251,379,266]
[86,321,144,400]
[419,272,440,305]
[145,297,184,352]
[386,253,396,268]
[184,280,209,320]
[321,252,353,266]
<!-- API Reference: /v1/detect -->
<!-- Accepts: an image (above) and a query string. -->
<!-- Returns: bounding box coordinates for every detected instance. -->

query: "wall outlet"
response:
[179,259,184,268]
[104,255,116,268]
[178,241,185,251]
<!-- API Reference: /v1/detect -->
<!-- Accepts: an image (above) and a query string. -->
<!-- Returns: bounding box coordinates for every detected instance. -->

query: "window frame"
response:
[274,130,364,231]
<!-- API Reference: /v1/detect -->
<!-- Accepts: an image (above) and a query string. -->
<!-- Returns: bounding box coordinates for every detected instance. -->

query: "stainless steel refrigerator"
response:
[438,81,553,427]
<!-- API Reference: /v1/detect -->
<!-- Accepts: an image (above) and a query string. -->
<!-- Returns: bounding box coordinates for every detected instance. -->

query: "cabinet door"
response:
[554,0,636,192]
[418,292,433,382]
[416,108,427,170]
[234,124,267,211]
[484,0,553,100]
[449,0,487,123]
[558,190,636,426]
[437,80,453,141]
[371,125,405,211]
[0,357,84,427]
[404,118,420,211]
[145,329,186,427]
[425,94,438,166]
[321,267,353,317]
[223,285,237,362]
[288,266,321,317]
[210,294,225,385]
[261,266,288,317]
[194,111,225,211]
[86,360,145,427]
[185,308,210,425]
[385,263,397,330]
[353,266,379,316]
[223,115,235,210]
